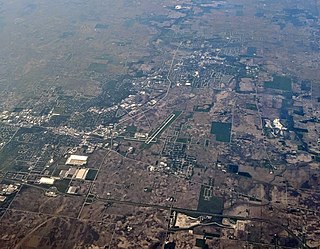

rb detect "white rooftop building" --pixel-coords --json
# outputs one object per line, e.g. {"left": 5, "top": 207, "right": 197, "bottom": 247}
{"left": 39, "top": 177, "right": 55, "bottom": 185}
{"left": 67, "top": 186, "right": 78, "bottom": 194}
{"left": 66, "top": 155, "right": 88, "bottom": 166}
{"left": 273, "top": 118, "right": 287, "bottom": 130}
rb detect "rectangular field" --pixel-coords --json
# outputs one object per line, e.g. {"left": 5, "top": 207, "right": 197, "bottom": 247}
{"left": 210, "top": 122, "right": 232, "bottom": 142}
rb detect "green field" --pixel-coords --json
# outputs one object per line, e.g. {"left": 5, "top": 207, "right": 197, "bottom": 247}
{"left": 85, "top": 169, "right": 98, "bottom": 181}
{"left": 88, "top": 63, "right": 108, "bottom": 73}
{"left": 210, "top": 122, "right": 232, "bottom": 142}
{"left": 176, "top": 137, "right": 189, "bottom": 143}
{"left": 95, "top": 23, "right": 109, "bottom": 29}
{"left": 123, "top": 19, "right": 135, "bottom": 28}
{"left": 193, "top": 104, "right": 213, "bottom": 112}
{"left": 125, "top": 125, "right": 137, "bottom": 135}
{"left": 197, "top": 185, "right": 224, "bottom": 216}
{"left": 54, "top": 179, "right": 71, "bottom": 193}
{"left": 245, "top": 103, "right": 258, "bottom": 110}
{"left": 95, "top": 54, "right": 120, "bottom": 65}
{"left": 264, "top": 75, "right": 292, "bottom": 91}
{"left": 247, "top": 46, "right": 257, "bottom": 56}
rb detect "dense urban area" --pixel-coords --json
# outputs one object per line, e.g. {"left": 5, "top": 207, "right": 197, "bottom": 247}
{"left": 0, "top": 0, "right": 319, "bottom": 248}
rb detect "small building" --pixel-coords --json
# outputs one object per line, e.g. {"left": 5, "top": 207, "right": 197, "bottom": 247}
{"left": 45, "top": 187, "right": 58, "bottom": 197}
{"left": 0, "top": 196, "right": 6, "bottom": 202}
{"left": 65, "top": 155, "right": 88, "bottom": 166}
{"left": 67, "top": 186, "right": 78, "bottom": 194}
{"left": 134, "top": 132, "right": 149, "bottom": 139}
{"left": 39, "top": 177, "right": 55, "bottom": 185}
{"left": 128, "top": 147, "right": 134, "bottom": 154}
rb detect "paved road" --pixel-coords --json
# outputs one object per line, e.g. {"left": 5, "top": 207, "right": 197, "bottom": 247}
{"left": 0, "top": 178, "right": 310, "bottom": 249}
{"left": 96, "top": 197, "right": 310, "bottom": 249}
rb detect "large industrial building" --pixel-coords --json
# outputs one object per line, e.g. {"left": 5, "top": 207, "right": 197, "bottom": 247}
{"left": 39, "top": 177, "right": 55, "bottom": 185}
{"left": 65, "top": 155, "right": 88, "bottom": 166}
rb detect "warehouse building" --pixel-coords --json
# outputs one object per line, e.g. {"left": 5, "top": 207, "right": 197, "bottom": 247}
{"left": 65, "top": 155, "right": 88, "bottom": 166}
{"left": 39, "top": 177, "right": 55, "bottom": 185}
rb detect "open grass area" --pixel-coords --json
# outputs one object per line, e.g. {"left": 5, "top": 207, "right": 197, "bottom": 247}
{"left": 193, "top": 104, "right": 213, "bottom": 112}
{"left": 176, "top": 137, "right": 189, "bottom": 144}
{"left": 54, "top": 179, "right": 71, "bottom": 193}
{"left": 95, "top": 54, "right": 118, "bottom": 64}
{"left": 125, "top": 125, "right": 137, "bottom": 135}
{"left": 210, "top": 122, "right": 232, "bottom": 142}
{"left": 247, "top": 46, "right": 257, "bottom": 56}
{"left": 94, "top": 23, "right": 109, "bottom": 29}
{"left": 264, "top": 75, "right": 292, "bottom": 91}
{"left": 85, "top": 169, "right": 98, "bottom": 181}
{"left": 245, "top": 103, "right": 258, "bottom": 110}
{"left": 88, "top": 63, "right": 108, "bottom": 73}
{"left": 197, "top": 185, "right": 224, "bottom": 216}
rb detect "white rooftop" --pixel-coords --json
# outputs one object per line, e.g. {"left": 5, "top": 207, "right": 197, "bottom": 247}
{"left": 39, "top": 177, "right": 55, "bottom": 185}
{"left": 66, "top": 155, "right": 88, "bottom": 166}
{"left": 67, "top": 186, "right": 78, "bottom": 194}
